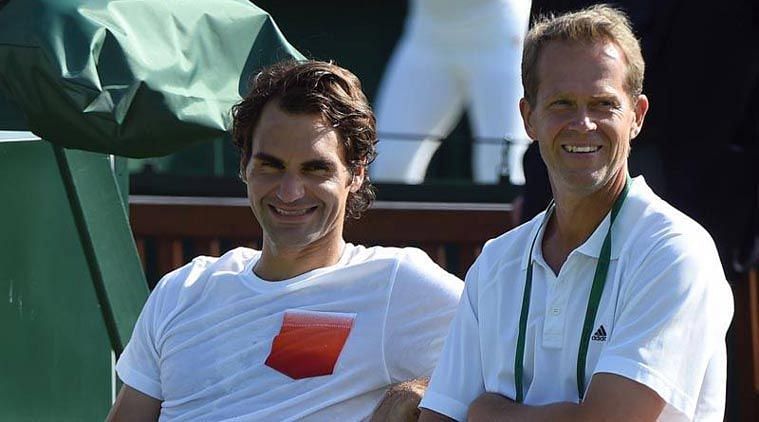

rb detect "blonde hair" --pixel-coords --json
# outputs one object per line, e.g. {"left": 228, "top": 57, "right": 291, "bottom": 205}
{"left": 522, "top": 4, "right": 644, "bottom": 105}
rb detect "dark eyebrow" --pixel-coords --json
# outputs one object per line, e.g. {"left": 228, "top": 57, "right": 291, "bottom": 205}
{"left": 301, "top": 159, "right": 336, "bottom": 172}
{"left": 542, "top": 93, "right": 572, "bottom": 104}
{"left": 252, "top": 152, "right": 284, "bottom": 167}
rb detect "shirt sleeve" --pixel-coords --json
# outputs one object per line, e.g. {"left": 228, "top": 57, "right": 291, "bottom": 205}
{"left": 382, "top": 248, "right": 464, "bottom": 383}
{"left": 115, "top": 283, "right": 165, "bottom": 400}
{"left": 419, "top": 258, "right": 487, "bottom": 421}
{"left": 114, "top": 260, "right": 198, "bottom": 401}
{"left": 593, "top": 233, "right": 734, "bottom": 419}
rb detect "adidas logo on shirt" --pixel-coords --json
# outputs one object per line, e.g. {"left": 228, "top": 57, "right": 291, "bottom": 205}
{"left": 591, "top": 325, "right": 607, "bottom": 342}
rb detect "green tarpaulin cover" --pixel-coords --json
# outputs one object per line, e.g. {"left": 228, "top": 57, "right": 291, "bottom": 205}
{"left": 0, "top": 0, "right": 302, "bottom": 157}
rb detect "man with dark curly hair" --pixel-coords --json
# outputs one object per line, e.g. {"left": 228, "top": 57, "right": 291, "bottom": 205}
{"left": 108, "top": 60, "right": 463, "bottom": 421}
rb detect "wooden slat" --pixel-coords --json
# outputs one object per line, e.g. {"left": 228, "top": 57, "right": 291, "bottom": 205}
{"left": 419, "top": 242, "right": 447, "bottom": 269}
{"left": 458, "top": 243, "right": 480, "bottom": 278}
{"left": 192, "top": 238, "right": 222, "bottom": 258}
{"left": 209, "top": 238, "right": 221, "bottom": 257}
{"left": 156, "top": 238, "right": 183, "bottom": 276}
{"left": 750, "top": 270, "right": 759, "bottom": 393}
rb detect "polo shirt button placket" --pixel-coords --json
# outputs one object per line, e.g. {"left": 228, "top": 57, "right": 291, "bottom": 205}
{"left": 543, "top": 266, "right": 571, "bottom": 349}
{"left": 543, "top": 268, "right": 566, "bottom": 349}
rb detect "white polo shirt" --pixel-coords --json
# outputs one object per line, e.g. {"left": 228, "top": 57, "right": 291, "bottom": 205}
{"left": 420, "top": 177, "right": 733, "bottom": 421}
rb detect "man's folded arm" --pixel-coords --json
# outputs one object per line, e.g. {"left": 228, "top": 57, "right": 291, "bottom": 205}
{"left": 107, "top": 384, "right": 162, "bottom": 422}
{"left": 419, "top": 408, "right": 457, "bottom": 421}
{"left": 371, "top": 377, "right": 429, "bottom": 422}
{"left": 464, "top": 372, "right": 664, "bottom": 422}
{"left": 418, "top": 259, "right": 485, "bottom": 421}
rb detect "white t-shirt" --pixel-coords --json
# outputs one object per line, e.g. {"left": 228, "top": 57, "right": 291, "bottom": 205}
{"left": 116, "top": 244, "right": 463, "bottom": 421}
{"left": 420, "top": 177, "right": 733, "bottom": 421}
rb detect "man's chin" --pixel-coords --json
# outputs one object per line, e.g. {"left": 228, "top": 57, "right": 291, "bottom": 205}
{"left": 554, "top": 169, "right": 610, "bottom": 192}
{"left": 265, "top": 231, "right": 323, "bottom": 250}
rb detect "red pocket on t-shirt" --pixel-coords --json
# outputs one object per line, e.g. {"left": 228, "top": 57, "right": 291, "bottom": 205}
{"left": 265, "top": 309, "right": 356, "bottom": 380}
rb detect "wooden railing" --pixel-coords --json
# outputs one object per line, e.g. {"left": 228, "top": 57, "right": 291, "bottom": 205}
{"left": 128, "top": 196, "right": 515, "bottom": 285}
{"left": 732, "top": 269, "right": 759, "bottom": 420}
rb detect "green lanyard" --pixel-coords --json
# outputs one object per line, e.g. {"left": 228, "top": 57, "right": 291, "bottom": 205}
{"left": 514, "top": 176, "right": 632, "bottom": 403}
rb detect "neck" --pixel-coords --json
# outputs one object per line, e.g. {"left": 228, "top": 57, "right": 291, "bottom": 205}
{"left": 542, "top": 172, "right": 627, "bottom": 274}
{"left": 254, "top": 235, "right": 346, "bottom": 281}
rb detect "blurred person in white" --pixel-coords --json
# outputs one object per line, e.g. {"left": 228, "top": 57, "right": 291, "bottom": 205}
{"left": 107, "top": 60, "right": 463, "bottom": 421}
{"left": 370, "top": 0, "right": 532, "bottom": 185}
{"left": 419, "top": 5, "right": 733, "bottom": 421}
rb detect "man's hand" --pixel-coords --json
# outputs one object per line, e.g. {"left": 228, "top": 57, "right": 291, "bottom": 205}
{"left": 418, "top": 393, "right": 515, "bottom": 422}
{"left": 370, "top": 377, "right": 429, "bottom": 422}
{"left": 465, "top": 373, "right": 665, "bottom": 422}
{"left": 467, "top": 392, "right": 517, "bottom": 421}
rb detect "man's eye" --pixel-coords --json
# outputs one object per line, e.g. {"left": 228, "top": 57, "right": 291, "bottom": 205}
{"left": 303, "top": 161, "right": 335, "bottom": 175}
{"left": 258, "top": 161, "right": 283, "bottom": 171}
{"left": 595, "top": 100, "right": 618, "bottom": 109}
{"left": 550, "top": 100, "right": 571, "bottom": 107}
{"left": 307, "top": 166, "right": 331, "bottom": 176}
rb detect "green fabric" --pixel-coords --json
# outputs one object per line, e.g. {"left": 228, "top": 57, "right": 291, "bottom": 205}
{"left": 0, "top": 95, "right": 27, "bottom": 130}
{"left": 0, "top": 0, "right": 302, "bottom": 157}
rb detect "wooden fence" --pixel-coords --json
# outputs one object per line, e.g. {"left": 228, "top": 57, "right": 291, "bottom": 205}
{"left": 128, "top": 196, "right": 515, "bottom": 284}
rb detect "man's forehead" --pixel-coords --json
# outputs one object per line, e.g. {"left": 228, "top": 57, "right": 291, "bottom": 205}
{"left": 539, "top": 39, "right": 626, "bottom": 65}
{"left": 256, "top": 101, "right": 329, "bottom": 131}
{"left": 535, "top": 40, "right": 628, "bottom": 92}
{"left": 250, "top": 102, "right": 347, "bottom": 161}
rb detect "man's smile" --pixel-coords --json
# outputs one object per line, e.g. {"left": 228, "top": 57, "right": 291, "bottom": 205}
{"left": 268, "top": 205, "right": 318, "bottom": 217}
{"left": 562, "top": 144, "right": 602, "bottom": 153}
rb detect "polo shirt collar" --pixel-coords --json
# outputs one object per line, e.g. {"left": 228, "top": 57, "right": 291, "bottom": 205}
{"left": 575, "top": 176, "right": 644, "bottom": 259}
{"left": 520, "top": 207, "right": 552, "bottom": 271}
{"left": 520, "top": 176, "right": 646, "bottom": 266}
{"left": 573, "top": 209, "right": 613, "bottom": 258}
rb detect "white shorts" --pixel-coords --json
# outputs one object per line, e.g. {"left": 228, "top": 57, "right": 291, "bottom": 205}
{"left": 371, "top": 2, "right": 530, "bottom": 184}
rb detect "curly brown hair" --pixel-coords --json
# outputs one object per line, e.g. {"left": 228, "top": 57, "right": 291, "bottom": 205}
{"left": 231, "top": 60, "right": 378, "bottom": 220}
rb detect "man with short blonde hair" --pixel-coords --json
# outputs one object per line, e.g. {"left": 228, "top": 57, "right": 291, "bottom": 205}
{"left": 420, "top": 5, "right": 733, "bottom": 421}
{"left": 521, "top": 4, "right": 645, "bottom": 106}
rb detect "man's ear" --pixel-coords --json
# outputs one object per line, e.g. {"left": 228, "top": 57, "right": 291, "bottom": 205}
{"left": 349, "top": 165, "right": 365, "bottom": 193}
{"left": 631, "top": 94, "right": 649, "bottom": 139}
{"left": 240, "top": 157, "right": 252, "bottom": 184}
{"left": 519, "top": 98, "right": 538, "bottom": 141}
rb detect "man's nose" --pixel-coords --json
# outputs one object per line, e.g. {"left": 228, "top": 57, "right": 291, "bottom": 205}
{"left": 567, "top": 109, "right": 597, "bottom": 132}
{"left": 276, "top": 172, "right": 305, "bottom": 203}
